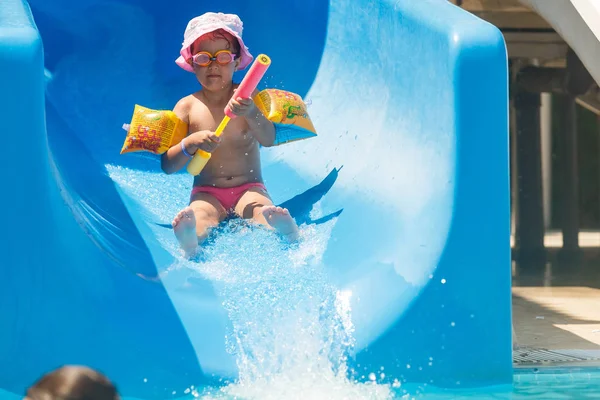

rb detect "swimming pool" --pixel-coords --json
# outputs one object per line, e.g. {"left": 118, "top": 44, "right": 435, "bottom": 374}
{"left": 180, "top": 368, "right": 600, "bottom": 399}
{"left": 396, "top": 368, "right": 600, "bottom": 399}
{"left": 4, "top": 368, "right": 598, "bottom": 399}
{"left": 163, "top": 367, "right": 600, "bottom": 399}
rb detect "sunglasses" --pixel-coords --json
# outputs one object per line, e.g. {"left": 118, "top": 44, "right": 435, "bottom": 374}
{"left": 188, "top": 50, "right": 237, "bottom": 67}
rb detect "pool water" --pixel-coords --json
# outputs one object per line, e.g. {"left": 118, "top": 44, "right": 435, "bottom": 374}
{"left": 511, "top": 369, "right": 600, "bottom": 399}
{"left": 394, "top": 368, "right": 600, "bottom": 399}
{"left": 2, "top": 369, "right": 599, "bottom": 399}
{"left": 173, "top": 368, "right": 600, "bottom": 399}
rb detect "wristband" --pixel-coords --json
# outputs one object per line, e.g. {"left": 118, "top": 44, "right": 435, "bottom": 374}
{"left": 181, "top": 138, "right": 193, "bottom": 158}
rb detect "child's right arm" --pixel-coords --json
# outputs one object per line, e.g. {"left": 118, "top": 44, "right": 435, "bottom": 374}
{"left": 161, "top": 98, "right": 222, "bottom": 174}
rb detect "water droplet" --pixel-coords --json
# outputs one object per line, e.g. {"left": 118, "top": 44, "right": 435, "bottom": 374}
{"left": 143, "top": 378, "right": 147, "bottom": 383}
{"left": 245, "top": 152, "right": 248, "bottom": 156}
{"left": 380, "top": 366, "right": 385, "bottom": 371}
{"left": 184, "top": 388, "right": 191, "bottom": 394}
{"left": 250, "top": 169, "right": 254, "bottom": 173}
{"left": 429, "top": 357, "right": 433, "bottom": 361}
{"left": 441, "top": 278, "right": 446, "bottom": 284}
{"left": 380, "top": 372, "right": 386, "bottom": 379}
{"left": 368, "top": 372, "right": 376, "bottom": 381}
{"left": 451, "top": 321, "right": 456, "bottom": 327}
{"left": 428, "top": 362, "right": 433, "bottom": 366}
{"left": 429, "top": 274, "right": 433, "bottom": 279}
{"left": 392, "top": 379, "right": 401, "bottom": 388}
{"left": 406, "top": 364, "right": 411, "bottom": 369}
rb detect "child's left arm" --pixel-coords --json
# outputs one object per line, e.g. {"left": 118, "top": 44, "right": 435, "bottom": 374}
{"left": 227, "top": 90, "right": 275, "bottom": 147}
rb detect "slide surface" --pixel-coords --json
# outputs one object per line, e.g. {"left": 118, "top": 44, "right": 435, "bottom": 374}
{"left": 0, "top": 0, "right": 511, "bottom": 397}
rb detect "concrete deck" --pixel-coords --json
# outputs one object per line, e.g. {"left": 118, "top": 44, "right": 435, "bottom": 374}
{"left": 511, "top": 232, "right": 600, "bottom": 367}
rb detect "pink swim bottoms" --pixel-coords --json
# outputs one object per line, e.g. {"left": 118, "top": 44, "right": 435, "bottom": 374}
{"left": 190, "top": 182, "right": 267, "bottom": 211}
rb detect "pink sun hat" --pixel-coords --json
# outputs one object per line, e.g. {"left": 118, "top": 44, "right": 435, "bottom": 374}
{"left": 175, "top": 12, "right": 254, "bottom": 72}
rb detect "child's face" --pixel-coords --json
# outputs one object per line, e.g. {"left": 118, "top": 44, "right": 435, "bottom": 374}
{"left": 190, "top": 34, "right": 240, "bottom": 91}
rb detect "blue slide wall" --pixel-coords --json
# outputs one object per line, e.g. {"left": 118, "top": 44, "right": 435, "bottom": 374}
{"left": 0, "top": 0, "right": 510, "bottom": 397}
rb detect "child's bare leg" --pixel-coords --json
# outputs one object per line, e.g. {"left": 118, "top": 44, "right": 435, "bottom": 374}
{"left": 235, "top": 187, "right": 299, "bottom": 241}
{"left": 172, "top": 193, "right": 226, "bottom": 257}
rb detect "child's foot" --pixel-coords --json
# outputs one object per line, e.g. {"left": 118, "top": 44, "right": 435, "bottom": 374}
{"left": 261, "top": 205, "right": 299, "bottom": 241}
{"left": 172, "top": 207, "right": 199, "bottom": 257}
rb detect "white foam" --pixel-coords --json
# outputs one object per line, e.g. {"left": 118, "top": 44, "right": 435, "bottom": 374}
{"left": 181, "top": 220, "right": 392, "bottom": 400}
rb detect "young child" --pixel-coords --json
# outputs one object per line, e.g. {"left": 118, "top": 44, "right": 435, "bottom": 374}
{"left": 163, "top": 12, "right": 299, "bottom": 257}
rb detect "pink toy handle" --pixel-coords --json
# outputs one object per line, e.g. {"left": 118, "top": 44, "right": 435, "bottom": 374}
{"left": 224, "top": 54, "right": 272, "bottom": 118}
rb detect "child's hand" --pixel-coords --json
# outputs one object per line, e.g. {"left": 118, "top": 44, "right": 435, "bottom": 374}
{"left": 187, "top": 130, "right": 221, "bottom": 153}
{"left": 227, "top": 97, "right": 256, "bottom": 117}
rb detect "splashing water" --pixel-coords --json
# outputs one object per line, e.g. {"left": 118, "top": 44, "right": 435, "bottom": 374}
{"left": 188, "top": 220, "right": 392, "bottom": 400}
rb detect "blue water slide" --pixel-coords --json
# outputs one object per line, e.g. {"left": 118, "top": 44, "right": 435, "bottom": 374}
{"left": 0, "top": 0, "right": 511, "bottom": 397}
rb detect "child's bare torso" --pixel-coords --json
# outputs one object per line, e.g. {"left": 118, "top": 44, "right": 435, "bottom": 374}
{"left": 188, "top": 88, "right": 263, "bottom": 189}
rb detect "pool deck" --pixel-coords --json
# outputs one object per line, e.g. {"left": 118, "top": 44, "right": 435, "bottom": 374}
{"left": 511, "top": 231, "right": 600, "bottom": 368}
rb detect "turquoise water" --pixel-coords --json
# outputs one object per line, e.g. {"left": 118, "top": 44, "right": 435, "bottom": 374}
{"left": 180, "top": 369, "right": 600, "bottom": 399}
{"left": 3, "top": 369, "right": 599, "bottom": 399}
